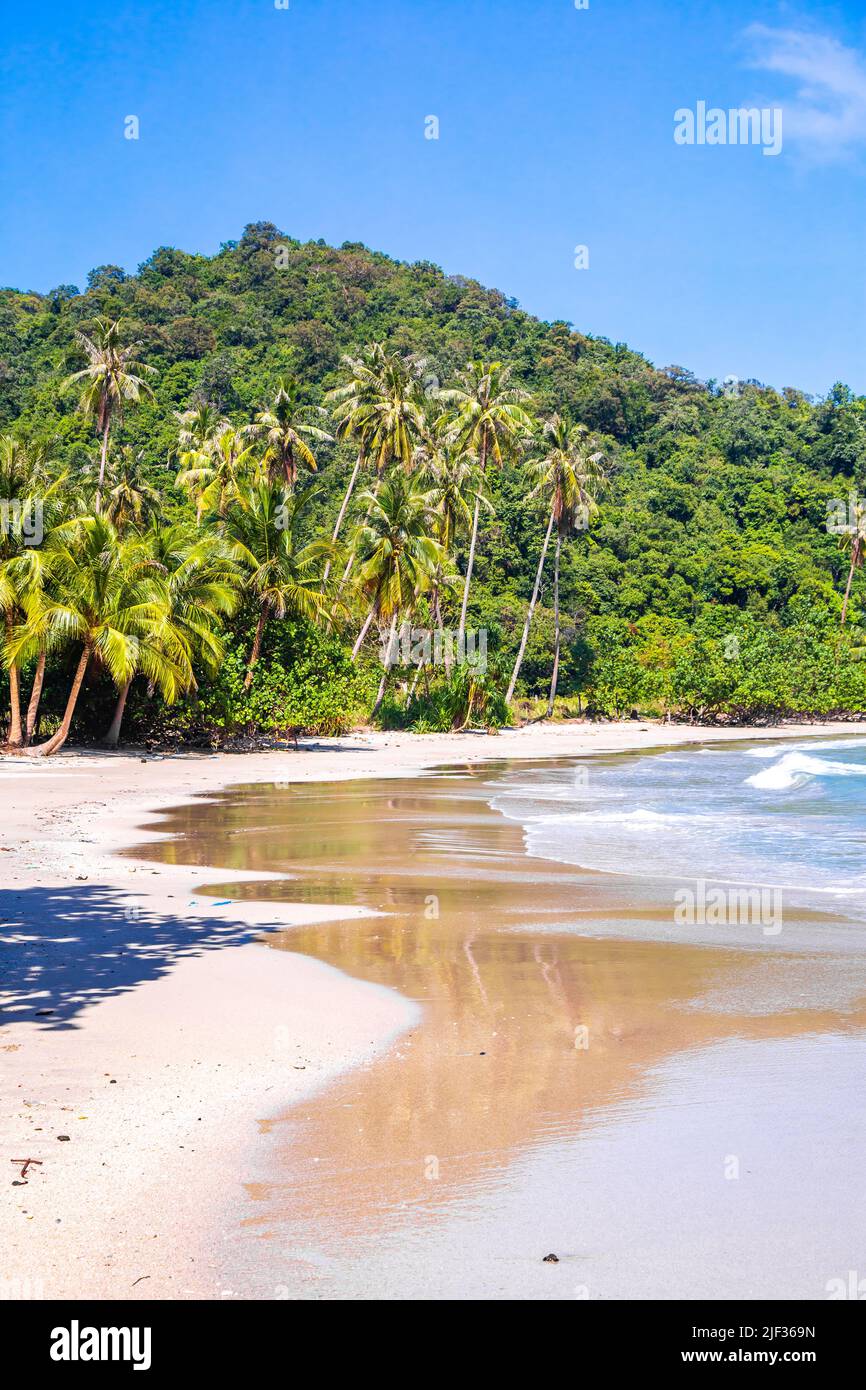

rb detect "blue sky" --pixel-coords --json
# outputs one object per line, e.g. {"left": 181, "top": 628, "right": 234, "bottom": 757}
{"left": 1, "top": 0, "right": 864, "bottom": 395}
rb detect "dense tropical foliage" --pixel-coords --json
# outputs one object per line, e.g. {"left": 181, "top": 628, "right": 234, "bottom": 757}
{"left": 2, "top": 221, "right": 866, "bottom": 750}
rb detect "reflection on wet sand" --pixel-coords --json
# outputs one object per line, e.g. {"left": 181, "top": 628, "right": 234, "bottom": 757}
{"left": 140, "top": 764, "right": 866, "bottom": 1257}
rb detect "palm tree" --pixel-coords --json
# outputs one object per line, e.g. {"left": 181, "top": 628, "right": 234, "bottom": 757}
{"left": 0, "top": 436, "right": 62, "bottom": 747}
{"left": 506, "top": 415, "right": 605, "bottom": 711}
{"left": 64, "top": 319, "right": 155, "bottom": 507}
{"left": 104, "top": 446, "right": 162, "bottom": 533}
{"left": 323, "top": 344, "right": 427, "bottom": 591}
{"left": 0, "top": 437, "right": 31, "bottom": 747}
{"left": 505, "top": 506, "right": 556, "bottom": 708}
{"left": 839, "top": 500, "right": 866, "bottom": 637}
{"left": 101, "top": 523, "right": 241, "bottom": 746}
{"left": 246, "top": 376, "right": 332, "bottom": 488}
{"left": 9, "top": 515, "right": 181, "bottom": 757}
{"left": 546, "top": 425, "right": 606, "bottom": 716}
{"left": 176, "top": 426, "right": 257, "bottom": 519}
{"left": 174, "top": 402, "right": 230, "bottom": 459}
{"left": 416, "top": 435, "right": 487, "bottom": 673}
{"left": 4, "top": 487, "right": 70, "bottom": 746}
{"left": 0, "top": 564, "right": 20, "bottom": 747}
{"left": 420, "top": 438, "right": 484, "bottom": 579}
{"left": 223, "top": 481, "right": 332, "bottom": 690}
{"left": 437, "top": 361, "right": 534, "bottom": 644}
{"left": 350, "top": 472, "right": 442, "bottom": 715}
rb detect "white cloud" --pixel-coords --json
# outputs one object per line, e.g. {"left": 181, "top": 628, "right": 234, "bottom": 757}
{"left": 744, "top": 23, "right": 866, "bottom": 159}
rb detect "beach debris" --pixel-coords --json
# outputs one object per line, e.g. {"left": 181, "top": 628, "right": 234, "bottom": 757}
{"left": 35, "top": 1008, "right": 55, "bottom": 1016}
{"left": 56, "top": 1135, "right": 70, "bottom": 1142}
{"left": 542, "top": 1253, "right": 559, "bottom": 1263}
{"left": 132, "top": 1275, "right": 150, "bottom": 1287}
{"left": 210, "top": 899, "right": 232, "bottom": 906}
{"left": 11, "top": 1158, "right": 42, "bottom": 1180}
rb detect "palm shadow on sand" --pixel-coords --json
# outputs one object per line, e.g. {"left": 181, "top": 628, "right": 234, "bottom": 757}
{"left": 0, "top": 884, "right": 287, "bottom": 1030}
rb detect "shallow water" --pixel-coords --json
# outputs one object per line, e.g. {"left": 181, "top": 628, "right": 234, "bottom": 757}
{"left": 139, "top": 741, "right": 866, "bottom": 1298}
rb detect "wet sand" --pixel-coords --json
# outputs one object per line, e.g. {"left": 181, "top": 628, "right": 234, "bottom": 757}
{"left": 142, "top": 760, "right": 866, "bottom": 1299}
{"left": 4, "top": 722, "right": 865, "bottom": 1300}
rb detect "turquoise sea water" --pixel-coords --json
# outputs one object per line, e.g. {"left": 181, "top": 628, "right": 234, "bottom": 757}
{"left": 489, "top": 736, "right": 866, "bottom": 913}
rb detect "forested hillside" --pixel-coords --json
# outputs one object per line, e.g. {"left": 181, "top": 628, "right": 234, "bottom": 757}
{"left": 2, "top": 220, "right": 865, "bottom": 746}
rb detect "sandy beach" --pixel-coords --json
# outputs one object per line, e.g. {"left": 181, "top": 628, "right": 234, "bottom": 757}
{"left": 2, "top": 718, "right": 865, "bottom": 1300}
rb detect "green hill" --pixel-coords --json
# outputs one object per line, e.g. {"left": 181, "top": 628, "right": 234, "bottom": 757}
{"left": 2, "top": 220, "right": 866, "bottom": 741}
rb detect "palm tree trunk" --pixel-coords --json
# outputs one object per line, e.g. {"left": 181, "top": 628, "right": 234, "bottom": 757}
{"left": 547, "top": 533, "right": 562, "bottom": 717}
{"left": 506, "top": 504, "right": 555, "bottom": 704}
{"left": 458, "top": 436, "right": 487, "bottom": 646}
{"left": 24, "top": 650, "right": 46, "bottom": 745}
{"left": 840, "top": 547, "right": 858, "bottom": 633}
{"left": 30, "top": 646, "right": 90, "bottom": 757}
{"left": 432, "top": 580, "right": 451, "bottom": 678}
{"left": 371, "top": 613, "right": 398, "bottom": 717}
{"left": 244, "top": 606, "right": 269, "bottom": 690}
{"left": 4, "top": 614, "right": 23, "bottom": 748}
{"left": 321, "top": 451, "right": 363, "bottom": 590}
{"left": 96, "top": 419, "right": 110, "bottom": 510}
{"left": 334, "top": 476, "right": 382, "bottom": 611}
{"left": 405, "top": 662, "right": 424, "bottom": 707}
{"left": 352, "top": 606, "right": 376, "bottom": 661}
{"left": 455, "top": 677, "right": 479, "bottom": 731}
{"left": 101, "top": 675, "right": 133, "bottom": 747}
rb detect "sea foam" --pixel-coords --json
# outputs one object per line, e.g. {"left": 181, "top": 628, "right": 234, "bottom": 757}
{"left": 745, "top": 751, "right": 866, "bottom": 791}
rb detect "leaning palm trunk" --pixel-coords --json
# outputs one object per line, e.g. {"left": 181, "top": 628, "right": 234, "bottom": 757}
{"left": 321, "top": 451, "right": 363, "bottom": 591}
{"left": 547, "top": 533, "right": 562, "bottom": 717}
{"left": 405, "top": 640, "right": 427, "bottom": 707}
{"left": 840, "top": 548, "right": 858, "bottom": 634}
{"left": 371, "top": 614, "right": 398, "bottom": 717}
{"left": 24, "top": 650, "right": 46, "bottom": 745}
{"left": 332, "top": 474, "right": 384, "bottom": 617}
{"left": 506, "top": 505, "right": 555, "bottom": 704}
{"left": 352, "top": 606, "right": 377, "bottom": 661}
{"left": 455, "top": 680, "right": 479, "bottom": 732}
{"left": 30, "top": 646, "right": 91, "bottom": 757}
{"left": 244, "top": 605, "right": 270, "bottom": 690}
{"left": 835, "top": 547, "right": 860, "bottom": 661}
{"left": 457, "top": 436, "right": 487, "bottom": 646}
{"left": 102, "top": 675, "right": 133, "bottom": 748}
{"left": 4, "top": 614, "right": 23, "bottom": 747}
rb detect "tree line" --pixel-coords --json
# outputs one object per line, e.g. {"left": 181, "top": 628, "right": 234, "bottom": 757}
{"left": 1, "top": 320, "right": 612, "bottom": 752}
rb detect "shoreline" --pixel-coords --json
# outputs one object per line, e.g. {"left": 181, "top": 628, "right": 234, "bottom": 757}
{"left": 3, "top": 718, "right": 865, "bottom": 1299}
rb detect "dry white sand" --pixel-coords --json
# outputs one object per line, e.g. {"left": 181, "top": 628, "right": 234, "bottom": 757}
{"left": 1, "top": 719, "right": 863, "bottom": 1299}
